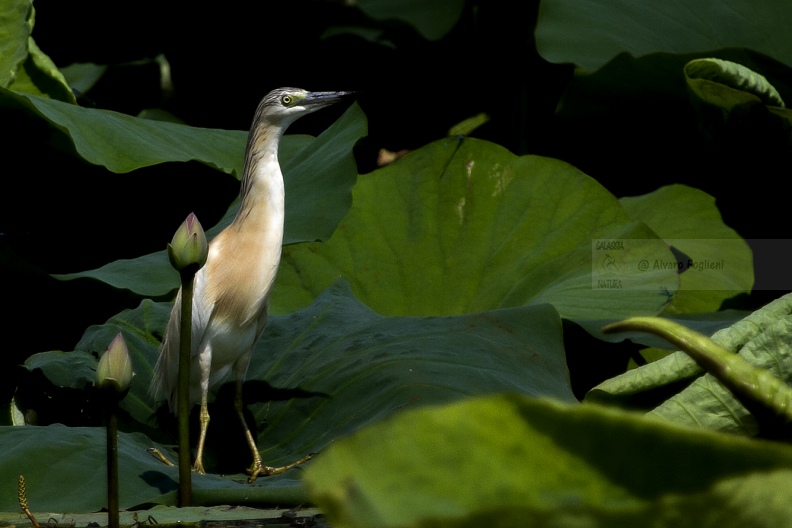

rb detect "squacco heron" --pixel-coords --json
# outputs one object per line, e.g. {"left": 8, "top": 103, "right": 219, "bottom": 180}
{"left": 151, "top": 87, "right": 352, "bottom": 481}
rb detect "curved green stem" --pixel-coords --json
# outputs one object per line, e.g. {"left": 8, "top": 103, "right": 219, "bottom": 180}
{"left": 604, "top": 316, "right": 792, "bottom": 438}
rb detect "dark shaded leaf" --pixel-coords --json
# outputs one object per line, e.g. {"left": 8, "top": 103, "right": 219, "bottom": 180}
{"left": 15, "top": 281, "right": 574, "bottom": 505}
{"left": 536, "top": 0, "right": 792, "bottom": 71}
{"left": 356, "top": 0, "right": 464, "bottom": 40}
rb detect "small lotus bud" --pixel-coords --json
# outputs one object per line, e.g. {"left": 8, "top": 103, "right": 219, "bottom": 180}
{"left": 167, "top": 212, "right": 208, "bottom": 272}
{"left": 96, "top": 332, "right": 134, "bottom": 395}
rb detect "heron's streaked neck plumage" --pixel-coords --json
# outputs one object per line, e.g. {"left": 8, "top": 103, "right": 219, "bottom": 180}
{"left": 235, "top": 117, "right": 286, "bottom": 227}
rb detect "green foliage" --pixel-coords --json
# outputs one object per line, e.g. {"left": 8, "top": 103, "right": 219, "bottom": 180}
{"left": 0, "top": 0, "right": 33, "bottom": 88}
{"left": 4, "top": 0, "right": 792, "bottom": 524}
{"left": 590, "top": 294, "right": 792, "bottom": 436}
{"left": 536, "top": 0, "right": 792, "bottom": 71}
{"left": 603, "top": 314, "right": 792, "bottom": 438}
{"left": 10, "top": 282, "right": 574, "bottom": 510}
{"left": 685, "top": 58, "right": 786, "bottom": 109}
{"left": 48, "top": 102, "right": 367, "bottom": 295}
{"left": 0, "top": 0, "right": 74, "bottom": 102}
{"left": 59, "top": 62, "right": 107, "bottom": 96}
{"left": 0, "top": 505, "right": 322, "bottom": 528}
{"left": 304, "top": 393, "right": 792, "bottom": 527}
{"left": 0, "top": 425, "right": 309, "bottom": 512}
{"left": 0, "top": 87, "right": 246, "bottom": 174}
{"left": 590, "top": 294, "right": 792, "bottom": 395}
{"left": 684, "top": 57, "right": 792, "bottom": 144}
{"left": 274, "top": 137, "right": 679, "bottom": 319}
{"left": 619, "top": 184, "right": 753, "bottom": 314}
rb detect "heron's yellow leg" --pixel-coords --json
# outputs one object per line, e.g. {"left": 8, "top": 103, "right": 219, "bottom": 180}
{"left": 233, "top": 380, "right": 314, "bottom": 482}
{"left": 193, "top": 393, "right": 210, "bottom": 474}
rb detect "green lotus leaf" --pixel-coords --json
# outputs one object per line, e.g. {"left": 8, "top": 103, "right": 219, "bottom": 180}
{"left": 273, "top": 136, "right": 679, "bottom": 321}
{"left": 0, "top": 87, "right": 247, "bottom": 174}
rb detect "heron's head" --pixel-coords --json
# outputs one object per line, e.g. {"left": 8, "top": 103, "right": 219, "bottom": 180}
{"left": 256, "top": 87, "right": 354, "bottom": 128}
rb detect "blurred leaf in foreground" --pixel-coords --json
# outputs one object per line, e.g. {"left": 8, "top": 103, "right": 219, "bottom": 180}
{"left": 305, "top": 393, "right": 792, "bottom": 528}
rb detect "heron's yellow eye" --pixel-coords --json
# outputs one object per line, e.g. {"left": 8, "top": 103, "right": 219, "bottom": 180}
{"left": 281, "top": 95, "right": 293, "bottom": 106}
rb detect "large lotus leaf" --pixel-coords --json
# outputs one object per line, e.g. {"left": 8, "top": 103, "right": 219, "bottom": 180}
{"left": 588, "top": 293, "right": 792, "bottom": 414}
{"left": 304, "top": 393, "right": 792, "bottom": 528}
{"left": 53, "top": 251, "right": 180, "bottom": 299}
{"left": 619, "top": 184, "right": 753, "bottom": 314}
{"left": 0, "top": 0, "right": 33, "bottom": 87}
{"left": 4, "top": 86, "right": 251, "bottom": 175}
{"left": 50, "top": 102, "right": 367, "bottom": 296}
{"left": 0, "top": 87, "right": 246, "bottom": 174}
{"left": 356, "top": 0, "right": 464, "bottom": 41}
{"left": 0, "top": 425, "right": 309, "bottom": 512}
{"left": 18, "top": 281, "right": 574, "bottom": 493}
{"left": 535, "top": 0, "right": 792, "bottom": 71}
{"left": 244, "top": 281, "right": 574, "bottom": 461}
{"left": 273, "top": 137, "right": 679, "bottom": 320}
{"left": 570, "top": 185, "right": 755, "bottom": 344}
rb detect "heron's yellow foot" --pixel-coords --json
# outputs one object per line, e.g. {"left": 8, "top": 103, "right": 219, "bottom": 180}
{"left": 245, "top": 452, "right": 316, "bottom": 483}
{"left": 193, "top": 459, "right": 207, "bottom": 475}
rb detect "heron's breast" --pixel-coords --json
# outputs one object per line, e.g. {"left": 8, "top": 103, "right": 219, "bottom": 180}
{"left": 202, "top": 226, "right": 282, "bottom": 327}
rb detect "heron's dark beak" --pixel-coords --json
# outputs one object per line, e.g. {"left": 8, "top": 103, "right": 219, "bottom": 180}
{"left": 303, "top": 91, "right": 356, "bottom": 108}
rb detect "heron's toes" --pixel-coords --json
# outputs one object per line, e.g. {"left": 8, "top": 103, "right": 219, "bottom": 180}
{"left": 146, "top": 448, "right": 175, "bottom": 467}
{"left": 245, "top": 452, "right": 316, "bottom": 483}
